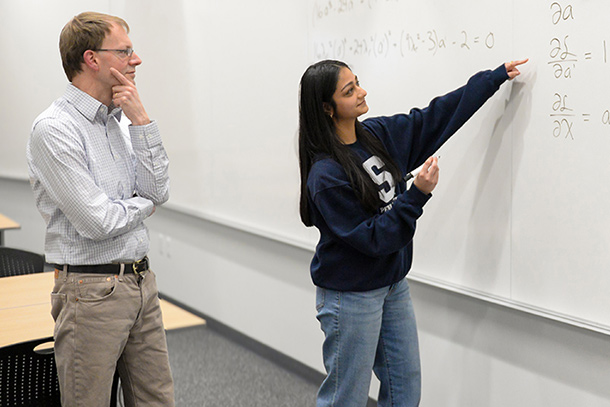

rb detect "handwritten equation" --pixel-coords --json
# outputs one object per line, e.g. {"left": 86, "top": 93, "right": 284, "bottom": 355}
{"left": 550, "top": 93, "right": 610, "bottom": 140}
{"left": 547, "top": 35, "right": 607, "bottom": 79}
{"left": 313, "top": 29, "right": 495, "bottom": 60}
{"left": 312, "top": 0, "right": 399, "bottom": 25}
{"left": 548, "top": 2, "right": 610, "bottom": 140}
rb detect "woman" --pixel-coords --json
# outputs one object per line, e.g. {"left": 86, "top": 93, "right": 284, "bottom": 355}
{"left": 298, "top": 58, "right": 526, "bottom": 407}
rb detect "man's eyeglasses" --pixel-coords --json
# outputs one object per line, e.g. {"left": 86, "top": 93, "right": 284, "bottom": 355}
{"left": 95, "top": 48, "right": 135, "bottom": 59}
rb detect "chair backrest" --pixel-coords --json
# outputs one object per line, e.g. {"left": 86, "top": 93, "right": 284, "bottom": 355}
{"left": 0, "top": 336, "right": 61, "bottom": 406}
{"left": 0, "top": 247, "right": 45, "bottom": 277}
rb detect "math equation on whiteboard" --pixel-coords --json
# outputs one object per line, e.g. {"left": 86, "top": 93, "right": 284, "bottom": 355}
{"left": 548, "top": 1, "right": 610, "bottom": 140}
{"left": 310, "top": 0, "right": 497, "bottom": 59}
{"left": 313, "top": 30, "right": 496, "bottom": 60}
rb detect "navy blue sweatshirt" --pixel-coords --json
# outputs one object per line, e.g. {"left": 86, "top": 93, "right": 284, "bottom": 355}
{"left": 307, "top": 64, "right": 509, "bottom": 291}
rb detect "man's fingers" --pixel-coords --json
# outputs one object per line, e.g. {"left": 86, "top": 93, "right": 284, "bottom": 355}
{"left": 112, "top": 85, "right": 131, "bottom": 94}
{"left": 110, "top": 67, "right": 133, "bottom": 85}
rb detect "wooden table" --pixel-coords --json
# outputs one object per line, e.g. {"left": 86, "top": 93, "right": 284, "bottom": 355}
{"left": 0, "top": 272, "right": 205, "bottom": 347}
{"left": 0, "top": 213, "right": 20, "bottom": 246}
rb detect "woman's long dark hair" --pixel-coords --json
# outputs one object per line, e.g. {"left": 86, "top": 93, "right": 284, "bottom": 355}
{"left": 298, "top": 60, "right": 402, "bottom": 226}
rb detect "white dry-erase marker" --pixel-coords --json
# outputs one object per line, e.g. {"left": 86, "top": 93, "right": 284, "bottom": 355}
{"left": 403, "top": 156, "right": 440, "bottom": 182}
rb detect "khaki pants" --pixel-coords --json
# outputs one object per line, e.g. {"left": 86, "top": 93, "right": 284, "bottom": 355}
{"left": 51, "top": 265, "right": 175, "bottom": 407}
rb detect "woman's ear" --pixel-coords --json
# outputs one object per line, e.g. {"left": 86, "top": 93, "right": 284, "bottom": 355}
{"left": 322, "top": 102, "right": 334, "bottom": 118}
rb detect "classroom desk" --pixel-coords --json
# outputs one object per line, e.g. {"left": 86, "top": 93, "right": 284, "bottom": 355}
{"left": 0, "top": 271, "right": 205, "bottom": 347}
{"left": 0, "top": 213, "right": 21, "bottom": 246}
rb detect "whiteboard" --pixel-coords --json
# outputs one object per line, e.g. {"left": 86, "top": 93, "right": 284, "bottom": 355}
{"left": 2, "top": 0, "right": 610, "bottom": 333}
{"left": 306, "top": 0, "right": 610, "bottom": 332}
{"left": 117, "top": 0, "right": 320, "bottom": 248}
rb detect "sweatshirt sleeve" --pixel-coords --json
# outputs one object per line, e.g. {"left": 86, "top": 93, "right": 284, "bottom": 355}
{"left": 309, "top": 161, "right": 431, "bottom": 257}
{"left": 363, "top": 64, "right": 509, "bottom": 173}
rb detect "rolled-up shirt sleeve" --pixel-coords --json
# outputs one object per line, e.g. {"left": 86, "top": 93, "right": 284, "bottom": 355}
{"left": 129, "top": 120, "right": 170, "bottom": 205}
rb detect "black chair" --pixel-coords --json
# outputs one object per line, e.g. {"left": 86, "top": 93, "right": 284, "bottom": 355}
{"left": 0, "top": 247, "right": 45, "bottom": 277}
{"left": 0, "top": 336, "right": 61, "bottom": 406}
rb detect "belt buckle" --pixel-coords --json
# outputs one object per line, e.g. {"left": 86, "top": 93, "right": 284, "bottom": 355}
{"left": 132, "top": 257, "right": 148, "bottom": 275}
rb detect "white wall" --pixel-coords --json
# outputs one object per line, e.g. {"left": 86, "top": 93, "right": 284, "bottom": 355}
{"left": 3, "top": 177, "right": 610, "bottom": 406}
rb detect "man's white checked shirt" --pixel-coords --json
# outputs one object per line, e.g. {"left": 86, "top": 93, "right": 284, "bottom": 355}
{"left": 27, "top": 84, "right": 169, "bottom": 265}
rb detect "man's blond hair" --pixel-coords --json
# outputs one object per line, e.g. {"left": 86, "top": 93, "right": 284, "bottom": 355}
{"left": 59, "top": 11, "right": 129, "bottom": 81}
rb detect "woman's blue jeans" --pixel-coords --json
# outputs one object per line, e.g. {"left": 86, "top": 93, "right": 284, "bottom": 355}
{"left": 315, "top": 278, "right": 421, "bottom": 407}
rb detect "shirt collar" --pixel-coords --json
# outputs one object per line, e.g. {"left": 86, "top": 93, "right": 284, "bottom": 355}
{"left": 64, "top": 83, "right": 123, "bottom": 123}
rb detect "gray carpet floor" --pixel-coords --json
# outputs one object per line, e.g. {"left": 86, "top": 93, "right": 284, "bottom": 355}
{"left": 166, "top": 325, "right": 319, "bottom": 406}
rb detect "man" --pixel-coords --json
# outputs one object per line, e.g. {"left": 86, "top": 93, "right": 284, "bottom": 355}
{"left": 27, "top": 12, "right": 174, "bottom": 406}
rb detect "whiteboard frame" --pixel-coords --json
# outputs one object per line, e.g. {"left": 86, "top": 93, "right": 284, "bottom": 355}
{"left": 164, "top": 201, "right": 610, "bottom": 337}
